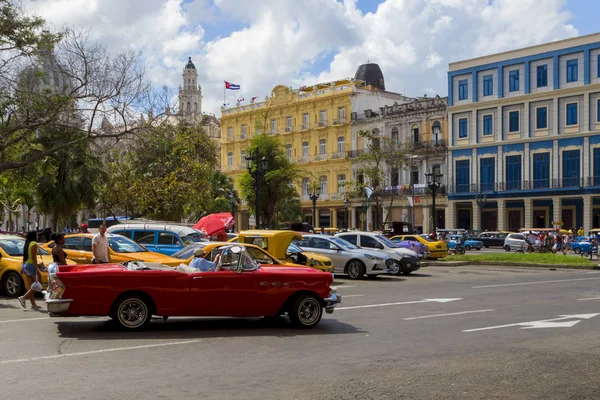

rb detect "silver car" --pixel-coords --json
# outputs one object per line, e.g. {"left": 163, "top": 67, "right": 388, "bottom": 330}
{"left": 293, "top": 234, "right": 393, "bottom": 279}
{"left": 504, "top": 233, "right": 527, "bottom": 252}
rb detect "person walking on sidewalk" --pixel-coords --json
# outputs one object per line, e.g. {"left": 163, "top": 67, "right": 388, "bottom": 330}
{"left": 17, "top": 231, "right": 42, "bottom": 310}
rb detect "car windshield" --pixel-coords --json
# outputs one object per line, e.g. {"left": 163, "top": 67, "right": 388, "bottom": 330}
{"left": 287, "top": 243, "right": 302, "bottom": 253}
{"left": 375, "top": 235, "right": 398, "bottom": 248}
{"left": 108, "top": 236, "right": 147, "bottom": 253}
{"left": 245, "top": 247, "right": 278, "bottom": 265}
{"left": 329, "top": 236, "right": 359, "bottom": 250}
{"left": 419, "top": 236, "right": 435, "bottom": 242}
{"left": 171, "top": 245, "right": 206, "bottom": 259}
{"left": 0, "top": 238, "right": 49, "bottom": 256}
{"left": 181, "top": 232, "right": 206, "bottom": 244}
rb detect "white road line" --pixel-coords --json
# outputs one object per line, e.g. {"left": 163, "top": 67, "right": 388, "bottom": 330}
{"left": 403, "top": 309, "right": 495, "bottom": 321}
{"left": 342, "top": 294, "right": 364, "bottom": 298}
{"left": 336, "top": 298, "right": 461, "bottom": 311}
{"left": 0, "top": 340, "right": 201, "bottom": 365}
{"left": 337, "top": 285, "right": 357, "bottom": 289}
{"left": 577, "top": 296, "right": 600, "bottom": 301}
{"left": 0, "top": 317, "right": 50, "bottom": 324}
{"left": 472, "top": 276, "right": 600, "bottom": 289}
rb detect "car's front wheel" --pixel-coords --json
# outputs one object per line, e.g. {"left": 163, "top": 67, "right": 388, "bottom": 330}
{"left": 346, "top": 260, "right": 366, "bottom": 280}
{"left": 288, "top": 294, "right": 323, "bottom": 329}
{"left": 390, "top": 260, "right": 402, "bottom": 276}
{"left": 504, "top": 245, "right": 511, "bottom": 252}
{"left": 574, "top": 248, "right": 581, "bottom": 254}
{"left": 465, "top": 245, "right": 471, "bottom": 251}
{"left": 3, "top": 271, "right": 24, "bottom": 298}
{"left": 115, "top": 296, "right": 151, "bottom": 330}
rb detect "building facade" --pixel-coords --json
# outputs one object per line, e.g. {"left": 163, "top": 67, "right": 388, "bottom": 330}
{"left": 351, "top": 96, "right": 448, "bottom": 233}
{"left": 447, "top": 33, "right": 600, "bottom": 232}
{"left": 220, "top": 63, "right": 412, "bottom": 230}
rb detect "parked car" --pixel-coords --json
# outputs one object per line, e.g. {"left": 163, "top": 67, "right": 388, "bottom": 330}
{"left": 335, "top": 231, "right": 421, "bottom": 275}
{"left": 571, "top": 236, "right": 592, "bottom": 254}
{"left": 40, "top": 233, "right": 184, "bottom": 267}
{"left": 293, "top": 234, "right": 393, "bottom": 279}
{"left": 388, "top": 237, "right": 428, "bottom": 258}
{"left": 390, "top": 234, "right": 448, "bottom": 259}
{"left": 448, "top": 235, "right": 483, "bottom": 251}
{"left": 237, "top": 230, "right": 334, "bottom": 273}
{"left": 45, "top": 245, "right": 341, "bottom": 330}
{"left": 108, "top": 223, "right": 207, "bottom": 256}
{"left": 0, "top": 235, "right": 75, "bottom": 297}
{"left": 476, "top": 232, "right": 510, "bottom": 248}
{"left": 503, "top": 233, "right": 528, "bottom": 252}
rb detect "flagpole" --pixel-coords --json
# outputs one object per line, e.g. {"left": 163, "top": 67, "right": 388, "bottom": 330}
{"left": 223, "top": 82, "right": 225, "bottom": 108}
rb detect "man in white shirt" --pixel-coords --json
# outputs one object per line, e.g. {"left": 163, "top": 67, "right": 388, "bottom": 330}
{"left": 92, "top": 225, "right": 111, "bottom": 264}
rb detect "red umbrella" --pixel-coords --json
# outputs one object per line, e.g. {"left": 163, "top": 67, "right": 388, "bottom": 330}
{"left": 193, "top": 212, "right": 235, "bottom": 237}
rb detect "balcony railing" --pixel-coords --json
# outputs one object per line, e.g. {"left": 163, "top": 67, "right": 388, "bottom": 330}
{"left": 297, "top": 156, "right": 309, "bottom": 163}
{"left": 313, "top": 154, "right": 327, "bottom": 161}
{"left": 347, "top": 149, "right": 366, "bottom": 159}
{"left": 285, "top": 126, "right": 293, "bottom": 132}
{"left": 331, "top": 151, "right": 345, "bottom": 159}
{"left": 298, "top": 124, "right": 310, "bottom": 130}
{"left": 448, "top": 178, "right": 591, "bottom": 194}
{"left": 333, "top": 118, "right": 346, "bottom": 125}
{"left": 318, "top": 121, "right": 327, "bottom": 127}
{"left": 408, "top": 139, "right": 447, "bottom": 153}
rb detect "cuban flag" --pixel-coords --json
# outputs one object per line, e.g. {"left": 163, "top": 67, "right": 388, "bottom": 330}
{"left": 225, "top": 81, "right": 240, "bottom": 90}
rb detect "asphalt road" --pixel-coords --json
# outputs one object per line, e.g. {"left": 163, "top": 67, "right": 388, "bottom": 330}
{"left": 3, "top": 265, "right": 600, "bottom": 400}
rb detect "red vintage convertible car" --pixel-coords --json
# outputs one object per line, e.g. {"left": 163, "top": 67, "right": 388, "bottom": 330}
{"left": 45, "top": 245, "right": 341, "bottom": 330}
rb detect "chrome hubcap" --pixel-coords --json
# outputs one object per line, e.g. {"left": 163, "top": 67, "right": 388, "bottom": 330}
{"left": 298, "top": 299, "right": 320, "bottom": 325}
{"left": 6, "top": 275, "right": 20, "bottom": 296}
{"left": 348, "top": 263, "right": 359, "bottom": 278}
{"left": 391, "top": 262, "right": 400, "bottom": 274}
{"left": 118, "top": 300, "right": 147, "bottom": 328}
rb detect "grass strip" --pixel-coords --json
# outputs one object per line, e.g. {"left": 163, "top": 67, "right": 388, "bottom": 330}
{"left": 441, "top": 253, "right": 595, "bottom": 266}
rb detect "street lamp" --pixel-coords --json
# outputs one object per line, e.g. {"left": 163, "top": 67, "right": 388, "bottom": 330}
{"left": 245, "top": 151, "right": 268, "bottom": 229}
{"left": 310, "top": 184, "right": 321, "bottom": 229}
{"left": 227, "top": 191, "right": 236, "bottom": 232}
{"left": 475, "top": 187, "right": 488, "bottom": 231}
{"left": 425, "top": 170, "right": 443, "bottom": 234}
{"left": 343, "top": 197, "right": 350, "bottom": 230}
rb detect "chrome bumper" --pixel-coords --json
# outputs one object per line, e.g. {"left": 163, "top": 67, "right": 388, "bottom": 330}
{"left": 323, "top": 292, "right": 342, "bottom": 314}
{"left": 46, "top": 299, "right": 73, "bottom": 316}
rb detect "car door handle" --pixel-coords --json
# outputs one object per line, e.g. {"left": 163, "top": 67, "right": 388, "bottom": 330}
{"left": 259, "top": 282, "right": 269, "bottom": 286}
{"left": 193, "top": 276, "right": 203, "bottom": 280}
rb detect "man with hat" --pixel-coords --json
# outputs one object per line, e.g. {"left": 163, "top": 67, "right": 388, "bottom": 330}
{"left": 189, "top": 248, "right": 221, "bottom": 272}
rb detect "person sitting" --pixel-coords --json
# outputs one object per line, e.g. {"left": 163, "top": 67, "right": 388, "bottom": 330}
{"left": 189, "top": 248, "right": 221, "bottom": 272}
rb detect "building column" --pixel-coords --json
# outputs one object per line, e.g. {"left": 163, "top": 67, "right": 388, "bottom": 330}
{"left": 382, "top": 206, "right": 391, "bottom": 228}
{"left": 524, "top": 198, "right": 533, "bottom": 228}
{"left": 422, "top": 204, "right": 431, "bottom": 234}
{"left": 350, "top": 207, "right": 356, "bottom": 229}
{"left": 330, "top": 208, "right": 337, "bottom": 229}
{"left": 472, "top": 200, "right": 481, "bottom": 231}
{"left": 366, "top": 205, "right": 373, "bottom": 231}
{"left": 446, "top": 201, "right": 456, "bottom": 229}
{"left": 553, "top": 197, "right": 562, "bottom": 227}
{"left": 584, "top": 195, "right": 593, "bottom": 232}
{"left": 497, "top": 199, "right": 507, "bottom": 231}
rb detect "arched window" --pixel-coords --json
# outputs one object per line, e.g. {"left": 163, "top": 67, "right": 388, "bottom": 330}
{"left": 186, "top": 102, "right": 191, "bottom": 112}
{"left": 391, "top": 127, "right": 399, "bottom": 144}
{"left": 432, "top": 121, "right": 442, "bottom": 145}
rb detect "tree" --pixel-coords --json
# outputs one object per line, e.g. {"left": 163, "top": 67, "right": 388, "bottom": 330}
{"left": 345, "top": 129, "right": 408, "bottom": 230}
{"left": 239, "top": 133, "right": 299, "bottom": 228}
{"left": 209, "top": 170, "right": 240, "bottom": 215}
{"left": 97, "top": 123, "right": 217, "bottom": 221}
{"left": 0, "top": 1, "right": 156, "bottom": 172}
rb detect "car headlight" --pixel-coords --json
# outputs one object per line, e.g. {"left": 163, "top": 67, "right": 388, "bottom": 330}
{"left": 365, "top": 254, "right": 383, "bottom": 261}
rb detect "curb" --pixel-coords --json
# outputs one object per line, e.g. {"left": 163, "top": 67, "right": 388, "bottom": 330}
{"left": 423, "top": 261, "right": 594, "bottom": 269}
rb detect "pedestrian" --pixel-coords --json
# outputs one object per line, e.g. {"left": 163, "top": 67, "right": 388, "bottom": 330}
{"left": 92, "top": 224, "right": 111, "bottom": 264}
{"left": 578, "top": 226, "right": 584, "bottom": 237}
{"left": 17, "top": 231, "right": 43, "bottom": 310}
{"left": 80, "top": 223, "right": 89, "bottom": 234}
{"left": 50, "top": 233, "right": 68, "bottom": 265}
{"left": 564, "top": 234, "right": 572, "bottom": 255}
{"left": 320, "top": 227, "right": 325, "bottom": 235}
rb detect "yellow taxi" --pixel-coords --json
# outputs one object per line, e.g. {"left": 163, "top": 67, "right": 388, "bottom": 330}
{"left": 40, "top": 233, "right": 184, "bottom": 267}
{"left": 391, "top": 234, "right": 448, "bottom": 259}
{"left": 238, "top": 230, "right": 335, "bottom": 273}
{"left": 0, "top": 234, "right": 75, "bottom": 297}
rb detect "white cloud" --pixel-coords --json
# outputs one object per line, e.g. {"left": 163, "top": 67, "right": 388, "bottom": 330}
{"left": 24, "top": 0, "right": 578, "bottom": 115}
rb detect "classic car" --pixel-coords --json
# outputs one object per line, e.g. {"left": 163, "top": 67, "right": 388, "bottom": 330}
{"left": 40, "top": 233, "right": 183, "bottom": 267}
{"left": 0, "top": 234, "right": 75, "bottom": 297}
{"left": 447, "top": 235, "right": 483, "bottom": 251}
{"left": 335, "top": 231, "right": 421, "bottom": 275}
{"left": 475, "top": 231, "right": 510, "bottom": 248}
{"left": 390, "top": 235, "right": 448, "bottom": 259}
{"left": 571, "top": 236, "right": 593, "bottom": 254}
{"left": 237, "top": 230, "right": 335, "bottom": 273}
{"left": 293, "top": 234, "right": 393, "bottom": 279}
{"left": 388, "top": 237, "right": 428, "bottom": 258}
{"left": 45, "top": 245, "right": 341, "bottom": 330}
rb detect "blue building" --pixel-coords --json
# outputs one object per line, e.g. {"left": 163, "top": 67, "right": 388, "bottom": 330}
{"left": 447, "top": 33, "right": 600, "bottom": 232}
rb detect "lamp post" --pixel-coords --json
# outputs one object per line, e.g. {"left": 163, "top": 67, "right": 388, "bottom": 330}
{"left": 475, "top": 187, "right": 488, "bottom": 231}
{"left": 343, "top": 197, "right": 350, "bottom": 230}
{"left": 227, "top": 191, "right": 236, "bottom": 232}
{"left": 245, "top": 151, "right": 268, "bottom": 229}
{"left": 310, "top": 185, "right": 321, "bottom": 228}
{"left": 425, "top": 170, "right": 443, "bottom": 234}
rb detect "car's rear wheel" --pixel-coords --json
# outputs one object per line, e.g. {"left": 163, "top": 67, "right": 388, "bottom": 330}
{"left": 346, "top": 260, "right": 366, "bottom": 280}
{"left": 115, "top": 296, "right": 151, "bottom": 330}
{"left": 504, "top": 245, "right": 511, "bottom": 252}
{"left": 574, "top": 248, "right": 581, "bottom": 254}
{"left": 465, "top": 245, "right": 471, "bottom": 251}
{"left": 288, "top": 294, "right": 323, "bottom": 329}
{"left": 3, "top": 271, "right": 24, "bottom": 298}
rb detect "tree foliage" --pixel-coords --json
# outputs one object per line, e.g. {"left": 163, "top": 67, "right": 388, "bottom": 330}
{"left": 239, "top": 133, "right": 300, "bottom": 228}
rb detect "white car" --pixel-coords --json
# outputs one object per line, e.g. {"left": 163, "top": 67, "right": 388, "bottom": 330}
{"left": 335, "top": 232, "right": 421, "bottom": 276}
{"left": 503, "top": 233, "right": 527, "bottom": 251}
{"left": 293, "top": 234, "right": 393, "bottom": 279}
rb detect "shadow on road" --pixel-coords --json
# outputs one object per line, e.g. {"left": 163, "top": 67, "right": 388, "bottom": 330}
{"left": 54, "top": 316, "right": 363, "bottom": 340}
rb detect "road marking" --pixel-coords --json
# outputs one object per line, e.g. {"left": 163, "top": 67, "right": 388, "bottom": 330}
{"left": 463, "top": 313, "right": 600, "bottom": 333}
{"left": 337, "top": 298, "right": 462, "bottom": 311}
{"left": 342, "top": 294, "right": 364, "bottom": 298}
{"left": 337, "top": 285, "right": 357, "bottom": 289}
{"left": 577, "top": 296, "right": 600, "bottom": 301}
{"left": 0, "top": 340, "right": 202, "bottom": 365}
{"left": 403, "top": 309, "right": 495, "bottom": 321}
{"left": 0, "top": 317, "right": 51, "bottom": 324}
{"left": 472, "top": 276, "right": 600, "bottom": 289}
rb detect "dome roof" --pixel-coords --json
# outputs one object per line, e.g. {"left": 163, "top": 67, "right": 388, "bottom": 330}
{"left": 354, "top": 63, "right": 385, "bottom": 90}
{"left": 185, "top": 57, "right": 196, "bottom": 69}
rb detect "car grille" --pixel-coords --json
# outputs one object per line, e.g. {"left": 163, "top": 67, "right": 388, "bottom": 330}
{"left": 324, "top": 261, "right": 332, "bottom": 266}
{"left": 385, "top": 259, "right": 394, "bottom": 268}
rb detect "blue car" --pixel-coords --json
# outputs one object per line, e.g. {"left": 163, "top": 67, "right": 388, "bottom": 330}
{"left": 447, "top": 235, "right": 483, "bottom": 251}
{"left": 571, "top": 236, "right": 592, "bottom": 254}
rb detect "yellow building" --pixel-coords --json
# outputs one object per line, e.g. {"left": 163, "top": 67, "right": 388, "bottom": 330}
{"left": 220, "top": 63, "right": 410, "bottom": 229}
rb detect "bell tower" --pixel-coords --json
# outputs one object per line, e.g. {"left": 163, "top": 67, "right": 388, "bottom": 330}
{"left": 179, "top": 57, "right": 203, "bottom": 122}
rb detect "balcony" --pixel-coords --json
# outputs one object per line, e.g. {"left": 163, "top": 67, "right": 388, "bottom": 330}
{"left": 240, "top": 134, "right": 247, "bottom": 140}
{"left": 317, "top": 121, "right": 327, "bottom": 128}
{"left": 331, "top": 151, "right": 346, "bottom": 159}
{"left": 408, "top": 139, "right": 447, "bottom": 154}
{"left": 313, "top": 154, "right": 327, "bottom": 161}
{"left": 302, "top": 193, "right": 329, "bottom": 201}
{"left": 333, "top": 118, "right": 346, "bottom": 125}
{"left": 285, "top": 127, "right": 293, "bottom": 133}
{"left": 298, "top": 124, "right": 310, "bottom": 130}
{"left": 297, "top": 156, "right": 309, "bottom": 163}
{"left": 347, "top": 149, "right": 366, "bottom": 159}
{"left": 448, "top": 178, "right": 592, "bottom": 195}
